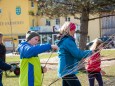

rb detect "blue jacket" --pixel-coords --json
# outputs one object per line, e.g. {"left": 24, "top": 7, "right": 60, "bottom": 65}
{"left": 17, "top": 42, "right": 51, "bottom": 86}
{"left": 57, "top": 35, "right": 92, "bottom": 77}
{"left": 18, "top": 42, "right": 51, "bottom": 59}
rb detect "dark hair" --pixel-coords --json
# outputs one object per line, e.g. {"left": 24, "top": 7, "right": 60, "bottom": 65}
{"left": 0, "top": 33, "right": 3, "bottom": 37}
{"left": 26, "top": 31, "right": 40, "bottom": 41}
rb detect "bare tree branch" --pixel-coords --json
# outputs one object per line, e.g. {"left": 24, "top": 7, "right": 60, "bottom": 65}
{"left": 89, "top": 14, "right": 115, "bottom": 21}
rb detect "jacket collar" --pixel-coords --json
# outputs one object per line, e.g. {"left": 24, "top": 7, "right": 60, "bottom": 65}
{"left": 58, "top": 35, "right": 75, "bottom": 45}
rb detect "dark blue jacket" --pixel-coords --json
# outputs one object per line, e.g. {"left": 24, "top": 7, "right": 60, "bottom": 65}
{"left": 0, "top": 58, "right": 11, "bottom": 71}
{"left": 0, "top": 58, "right": 11, "bottom": 86}
{"left": 0, "top": 44, "right": 6, "bottom": 62}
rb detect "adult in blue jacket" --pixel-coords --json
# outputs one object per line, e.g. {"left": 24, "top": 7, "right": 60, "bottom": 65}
{"left": 17, "top": 31, "right": 57, "bottom": 86}
{"left": 57, "top": 22, "right": 94, "bottom": 86}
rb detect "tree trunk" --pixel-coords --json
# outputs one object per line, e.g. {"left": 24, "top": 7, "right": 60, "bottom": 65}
{"left": 79, "top": 8, "right": 89, "bottom": 50}
{"left": 79, "top": 8, "right": 89, "bottom": 71}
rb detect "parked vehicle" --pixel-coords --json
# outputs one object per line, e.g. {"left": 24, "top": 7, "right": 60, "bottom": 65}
{"left": 86, "top": 36, "right": 114, "bottom": 49}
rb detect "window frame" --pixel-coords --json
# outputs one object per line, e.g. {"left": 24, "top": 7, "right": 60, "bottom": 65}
{"left": 0, "top": 8, "right": 2, "bottom": 14}
{"left": 56, "top": 18, "right": 60, "bottom": 25}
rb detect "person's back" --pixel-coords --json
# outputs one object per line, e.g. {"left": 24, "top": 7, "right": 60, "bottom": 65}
{"left": 86, "top": 52, "right": 101, "bottom": 72}
{"left": 57, "top": 22, "right": 94, "bottom": 86}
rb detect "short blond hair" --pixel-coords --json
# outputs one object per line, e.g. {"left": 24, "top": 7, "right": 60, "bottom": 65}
{"left": 59, "top": 22, "right": 76, "bottom": 36}
{"left": 59, "top": 22, "right": 70, "bottom": 35}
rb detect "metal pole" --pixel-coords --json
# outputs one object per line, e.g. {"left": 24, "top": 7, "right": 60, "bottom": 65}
{"left": 9, "top": 13, "right": 15, "bottom": 52}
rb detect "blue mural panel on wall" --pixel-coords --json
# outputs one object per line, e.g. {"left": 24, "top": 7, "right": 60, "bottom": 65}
{"left": 16, "top": 7, "right": 21, "bottom": 15}
{"left": 29, "top": 26, "right": 40, "bottom": 31}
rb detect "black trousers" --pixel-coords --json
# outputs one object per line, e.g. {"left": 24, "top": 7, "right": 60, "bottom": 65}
{"left": 62, "top": 74, "right": 81, "bottom": 86}
{"left": 88, "top": 72, "right": 103, "bottom": 86}
{"left": 0, "top": 72, "right": 3, "bottom": 86}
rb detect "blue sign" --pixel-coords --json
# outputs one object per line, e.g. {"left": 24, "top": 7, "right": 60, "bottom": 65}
{"left": 16, "top": 7, "right": 21, "bottom": 15}
{"left": 29, "top": 26, "right": 40, "bottom": 31}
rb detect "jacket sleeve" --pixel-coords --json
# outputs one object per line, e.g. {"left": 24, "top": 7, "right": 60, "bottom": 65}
{"left": 0, "top": 58, "right": 11, "bottom": 71}
{"left": 64, "top": 38, "right": 92, "bottom": 59}
{"left": 20, "top": 43, "right": 51, "bottom": 58}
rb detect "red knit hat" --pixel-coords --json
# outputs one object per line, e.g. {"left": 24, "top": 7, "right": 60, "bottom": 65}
{"left": 69, "top": 22, "right": 76, "bottom": 31}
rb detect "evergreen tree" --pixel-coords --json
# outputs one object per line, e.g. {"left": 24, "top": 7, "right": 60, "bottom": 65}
{"left": 37, "top": 0, "right": 115, "bottom": 49}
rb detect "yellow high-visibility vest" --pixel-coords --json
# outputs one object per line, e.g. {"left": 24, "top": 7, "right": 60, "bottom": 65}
{"left": 19, "top": 57, "right": 42, "bottom": 86}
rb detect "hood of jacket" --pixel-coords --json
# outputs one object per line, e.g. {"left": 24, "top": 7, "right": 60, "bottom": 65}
{"left": 57, "top": 35, "right": 75, "bottom": 46}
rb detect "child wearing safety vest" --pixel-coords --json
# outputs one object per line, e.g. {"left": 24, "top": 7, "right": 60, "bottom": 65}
{"left": 17, "top": 31, "right": 57, "bottom": 86}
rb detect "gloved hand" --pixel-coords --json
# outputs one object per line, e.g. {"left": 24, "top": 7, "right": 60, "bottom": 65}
{"left": 94, "top": 49, "right": 99, "bottom": 52}
{"left": 10, "top": 65, "right": 17, "bottom": 72}
{"left": 51, "top": 45, "right": 58, "bottom": 51}
{"left": 41, "top": 66, "right": 47, "bottom": 73}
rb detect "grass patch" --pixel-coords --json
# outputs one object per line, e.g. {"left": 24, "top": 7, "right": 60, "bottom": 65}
{"left": 3, "top": 65, "right": 115, "bottom": 86}
{"left": 101, "top": 49, "right": 115, "bottom": 58}
{"left": 6, "top": 50, "right": 115, "bottom": 63}
{"left": 6, "top": 52, "right": 58, "bottom": 63}
{"left": 39, "top": 52, "right": 58, "bottom": 59}
{"left": 6, "top": 56, "right": 20, "bottom": 63}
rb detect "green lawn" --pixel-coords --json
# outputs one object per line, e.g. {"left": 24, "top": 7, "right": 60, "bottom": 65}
{"left": 3, "top": 50, "right": 115, "bottom": 86}
{"left": 6, "top": 50, "right": 115, "bottom": 63}
{"left": 6, "top": 52, "right": 58, "bottom": 63}
{"left": 3, "top": 65, "right": 115, "bottom": 86}
{"left": 101, "top": 49, "right": 115, "bottom": 58}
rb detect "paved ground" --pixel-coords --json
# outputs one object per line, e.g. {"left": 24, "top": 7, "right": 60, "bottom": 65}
{"left": 101, "top": 58, "right": 115, "bottom": 67}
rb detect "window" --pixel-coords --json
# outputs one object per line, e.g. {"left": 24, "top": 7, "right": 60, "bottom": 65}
{"left": 18, "top": 36, "right": 26, "bottom": 44}
{"left": 68, "top": 17, "right": 70, "bottom": 21}
{"left": 0, "top": 8, "right": 2, "bottom": 14}
{"left": 31, "top": 1, "right": 34, "bottom": 7}
{"left": 65, "top": 17, "right": 67, "bottom": 21}
{"left": 65, "top": 17, "right": 70, "bottom": 21}
{"left": 18, "top": 36, "right": 25, "bottom": 39}
{"left": 42, "top": 34, "right": 47, "bottom": 43}
{"left": 101, "top": 13, "right": 115, "bottom": 36}
{"left": 4, "top": 41, "right": 13, "bottom": 47}
{"left": 56, "top": 18, "right": 60, "bottom": 25}
{"left": 46, "top": 19, "right": 50, "bottom": 26}
{"left": 32, "top": 19, "right": 35, "bottom": 27}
